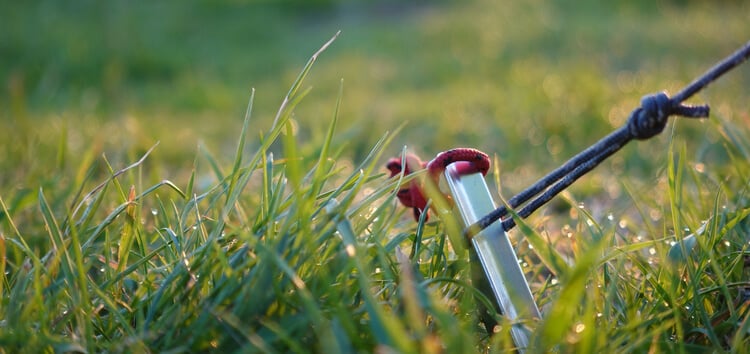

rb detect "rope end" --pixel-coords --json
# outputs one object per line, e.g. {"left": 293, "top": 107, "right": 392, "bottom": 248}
{"left": 673, "top": 103, "right": 710, "bottom": 118}
{"left": 628, "top": 92, "right": 710, "bottom": 140}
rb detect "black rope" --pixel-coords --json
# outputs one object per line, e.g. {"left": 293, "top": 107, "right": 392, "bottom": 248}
{"left": 467, "top": 40, "right": 750, "bottom": 236}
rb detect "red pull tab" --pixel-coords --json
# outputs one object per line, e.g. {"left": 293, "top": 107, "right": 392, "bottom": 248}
{"left": 385, "top": 153, "right": 428, "bottom": 221}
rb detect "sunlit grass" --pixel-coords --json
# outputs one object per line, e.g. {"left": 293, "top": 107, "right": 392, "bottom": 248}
{"left": 2, "top": 0, "right": 750, "bottom": 352}
{"left": 3, "top": 33, "right": 750, "bottom": 352}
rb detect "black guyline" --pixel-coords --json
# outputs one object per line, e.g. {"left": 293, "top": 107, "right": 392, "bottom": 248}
{"left": 467, "top": 40, "right": 750, "bottom": 236}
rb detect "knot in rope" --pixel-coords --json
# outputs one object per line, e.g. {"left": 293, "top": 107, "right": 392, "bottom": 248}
{"left": 627, "top": 92, "right": 710, "bottom": 140}
{"left": 382, "top": 40, "right": 749, "bottom": 236}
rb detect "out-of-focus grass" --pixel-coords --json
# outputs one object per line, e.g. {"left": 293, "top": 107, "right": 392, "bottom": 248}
{"left": 2, "top": 0, "right": 750, "bottom": 352}
{"left": 2, "top": 0, "right": 748, "bottom": 200}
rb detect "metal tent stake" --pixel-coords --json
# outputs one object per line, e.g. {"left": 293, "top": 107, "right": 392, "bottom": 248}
{"left": 440, "top": 162, "right": 540, "bottom": 351}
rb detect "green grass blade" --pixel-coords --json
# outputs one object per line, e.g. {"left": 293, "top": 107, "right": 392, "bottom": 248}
{"left": 326, "top": 200, "right": 416, "bottom": 353}
{"left": 508, "top": 205, "right": 570, "bottom": 277}
{"left": 271, "top": 31, "right": 340, "bottom": 129}
{"left": 226, "top": 89, "right": 255, "bottom": 209}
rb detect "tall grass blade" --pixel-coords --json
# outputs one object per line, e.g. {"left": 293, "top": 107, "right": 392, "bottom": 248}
{"left": 271, "top": 31, "right": 340, "bottom": 129}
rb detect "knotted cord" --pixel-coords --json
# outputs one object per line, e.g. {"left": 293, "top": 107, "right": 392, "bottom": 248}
{"left": 467, "top": 40, "right": 750, "bottom": 236}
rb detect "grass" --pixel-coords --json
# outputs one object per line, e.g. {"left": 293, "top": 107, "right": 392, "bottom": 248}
{"left": 2, "top": 0, "right": 750, "bottom": 352}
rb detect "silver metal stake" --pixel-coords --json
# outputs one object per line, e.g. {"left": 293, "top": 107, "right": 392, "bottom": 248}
{"left": 440, "top": 162, "right": 541, "bottom": 351}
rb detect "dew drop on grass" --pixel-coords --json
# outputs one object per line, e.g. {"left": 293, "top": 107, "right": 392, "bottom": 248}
{"left": 100, "top": 268, "right": 105, "bottom": 273}
{"left": 578, "top": 202, "right": 585, "bottom": 209}
{"left": 649, "top": 248, "right": 657, "bottom": 255}
{"left": 292, "top": 275, "right": 306, "bottom": 290}
{"left": 607, "top": 213, "right": 614, "bottom": 221}
{"left": 724, "top": 240, "right": 731, "bottom": 247}
{"left": 192, "top": 225, "right": 197, "bottom": 230}
{"left": 649, "top": 208, "right": 662, "bottom": 221}
{"left": 345, "top": 244, "right": 356, "bottom": 257}
{"left": 551, "top": 278, "right": 559, "bottom": 285}
{"left": 574, "top": 323, "right": 585, "bottom": 333}
{"left": 562, "top": 224, "right": 573, "bottom": 238}
{"left": 618, "top": 219, "right": 627, "bottom": 228}
{"left": 151, "top": 208, "right": 158, "bottom": 216}
{"left": 596, "top": 313, "right": 603, "bottom": 318}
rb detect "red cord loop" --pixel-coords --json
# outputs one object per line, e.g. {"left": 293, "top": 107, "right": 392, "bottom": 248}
{"left": 386, "top": 148, "right": 491, "bottom": 221}
{"left": 426, "top": 148, "right": 490, "bottom": 178}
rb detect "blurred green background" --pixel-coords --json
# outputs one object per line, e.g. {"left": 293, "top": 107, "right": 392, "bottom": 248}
{"left": 2, "top": 0, "right": 749, "bottom": 212}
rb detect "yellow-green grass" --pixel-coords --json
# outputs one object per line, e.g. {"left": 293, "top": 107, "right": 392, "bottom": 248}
{"left": 2, "top": 0, "right": 750, "bottom": 352}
